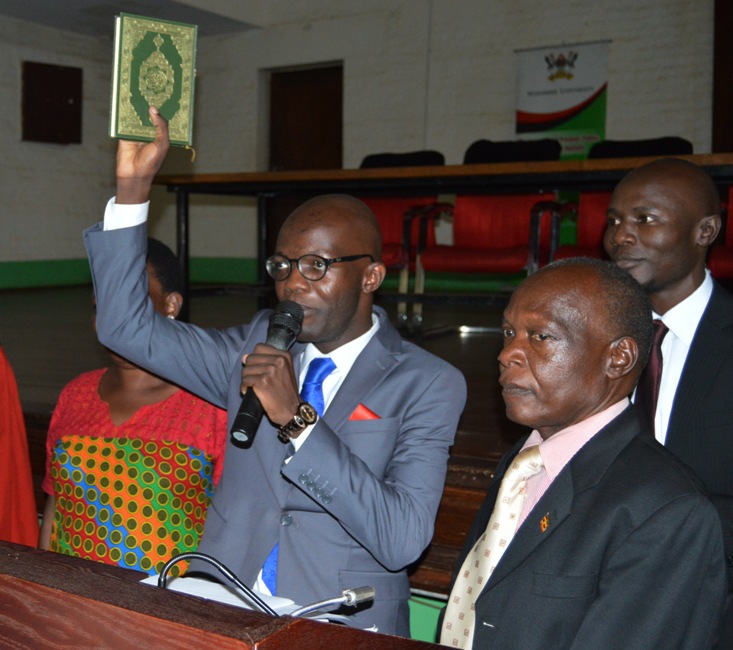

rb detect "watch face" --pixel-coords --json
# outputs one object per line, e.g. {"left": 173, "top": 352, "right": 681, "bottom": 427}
{"left": 298, "top": 402, "right": 318, "bottom": 424}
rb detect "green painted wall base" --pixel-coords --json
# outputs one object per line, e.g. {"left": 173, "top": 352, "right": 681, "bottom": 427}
{"left": 380, "top": 271, "right": 526, "bottom": 294}
{"left": 409, "top": 594, "right": 445, "bottom": 642}
{"left": 1, "top": 258, "right": 532, "bottom": 294}
{"left": 0, "top": 257, "right": 259, "bottom": 290}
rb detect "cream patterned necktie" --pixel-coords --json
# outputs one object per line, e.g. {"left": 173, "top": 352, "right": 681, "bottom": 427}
{"left": 440, "top": 445, "right": 544, "bottom": 648}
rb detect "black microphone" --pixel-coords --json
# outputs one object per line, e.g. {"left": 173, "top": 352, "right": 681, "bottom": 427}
{"left": 230, "top": 300, "right": 304, "bottom": 448}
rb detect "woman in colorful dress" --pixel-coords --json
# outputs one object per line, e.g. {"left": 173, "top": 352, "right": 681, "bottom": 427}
{"left": 39, "top": 238, "right": 227, "bottom": 575}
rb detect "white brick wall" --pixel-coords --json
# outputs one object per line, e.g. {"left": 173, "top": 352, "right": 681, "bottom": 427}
{"left": 0, "top": 0, "right": 714, "bottom": 262}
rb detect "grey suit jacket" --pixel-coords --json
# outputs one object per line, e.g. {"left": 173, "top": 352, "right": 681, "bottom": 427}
{"left": 83, "top": 222, "right": 467, "bottom": 636}
{"left": 445, "top": 407, "right": 726, "bottom": 649}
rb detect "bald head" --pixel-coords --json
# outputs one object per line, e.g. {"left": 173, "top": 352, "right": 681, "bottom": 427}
{"left": 604, "top": 158, "right": 722, "bottom": 313}
{"left": 614, "top": 158, "right": 721, "bottom": 221}
{"left": 283, "top": 194, "right": 383, "bottom": 261}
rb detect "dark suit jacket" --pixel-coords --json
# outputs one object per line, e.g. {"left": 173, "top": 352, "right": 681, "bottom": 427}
{"left": 445, "top": 407, "right": 726, "bottom": 649}
{"left": 83, "top": 222, "right": 466, "bottom": 637}
{"left": 665, "top": 283, "right": 733, "bottom": 572}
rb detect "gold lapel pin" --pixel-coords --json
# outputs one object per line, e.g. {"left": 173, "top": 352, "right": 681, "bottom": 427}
{"left": 540, "top": 513, "right": 550, "bottom": 533}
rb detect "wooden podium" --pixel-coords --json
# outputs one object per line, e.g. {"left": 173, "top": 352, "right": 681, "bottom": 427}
{"left": 0, "top": 542, "right": 435, "bottom": 648}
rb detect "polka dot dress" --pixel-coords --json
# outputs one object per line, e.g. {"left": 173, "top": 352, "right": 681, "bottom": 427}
{"left": 49, "top": 435, "right": 214, "bottom": 575}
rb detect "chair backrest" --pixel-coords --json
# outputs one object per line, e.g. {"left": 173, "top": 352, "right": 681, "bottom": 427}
{"left": 360, "top": 196, "right": 438, "bottom": 249}
{"left": 587, "top": 137, "right": 692, "bottom": 159}
{"left": 452, "top": 193, "right": 556, "bottom": 250}
{"left": 358, "top": 150, "right": 445, "bottom": 254}
{"left": 462, "top": 139, "right": 562, "bottom": 164}
{"left": 359, "top": 150, "right": 445, "bottom": 168}
{"left": 575, "top": 191, "right": 613, "bottom": 247}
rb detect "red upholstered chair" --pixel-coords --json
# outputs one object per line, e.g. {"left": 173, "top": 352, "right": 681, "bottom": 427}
{"left": 359, "top": 196, "right": 439, "bottom": 270}
{"left": 412, "top": 192, "right": 558, "bottom": 325}
{"left": 708, "top": 186, "right": 733, "bottom": 281}
{"left": 358, "top": 151, "right": 445, "bottom": 326}
{"left": 552, "top": 191, "right": 613, "bottom": 261}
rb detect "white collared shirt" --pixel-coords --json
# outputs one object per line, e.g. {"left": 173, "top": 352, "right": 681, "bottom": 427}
{"left": 641, "top": 270, "right": 713, "bottom": 445}
{"left": 289, "top": 313, "right": 380, "bottom": 451}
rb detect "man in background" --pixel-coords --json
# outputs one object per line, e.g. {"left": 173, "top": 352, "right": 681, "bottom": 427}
{"left": 605, "top": 158, "right": 733, "bottom": 644}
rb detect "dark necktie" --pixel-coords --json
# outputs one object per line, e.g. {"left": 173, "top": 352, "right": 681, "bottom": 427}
{"left": 261, "top": 356, "right": 335, "bottom": 595}
{"left": 635, "top": 319, "right": 669, "bottom": 434}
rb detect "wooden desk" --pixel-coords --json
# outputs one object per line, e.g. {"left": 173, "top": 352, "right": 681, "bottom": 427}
{"left": 157, "top": 153, "right": 733, "bottom": 306}
{"left": 0, "top": 542, "right": 434, "bottom": 649}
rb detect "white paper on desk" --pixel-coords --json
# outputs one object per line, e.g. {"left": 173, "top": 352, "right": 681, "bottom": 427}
{"left": 139, "top": 574, "right": 352, "bottom": 625}
{"left": 139, "top": 574, "right": 297, "bottom": 614}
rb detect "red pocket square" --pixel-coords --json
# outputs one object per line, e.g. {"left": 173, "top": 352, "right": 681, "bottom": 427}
{"left": 349, "top": 403, "right": 380, "bottom": 420}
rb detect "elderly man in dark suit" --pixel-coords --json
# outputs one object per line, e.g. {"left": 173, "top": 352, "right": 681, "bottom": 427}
{"left": 440, "top": 258, "right": 725, "bottom": 649}
{"left": 604, "top": 157, "right": 733, "bottom": 645}
{"left": 83, "top": 107, "right": 466, "bottom": 637}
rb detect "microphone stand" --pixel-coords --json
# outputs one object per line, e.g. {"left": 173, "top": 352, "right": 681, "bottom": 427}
{"left": 290, "top": 586, "right": 376, "bottom": 618}
{"left": 157, "top": 551, "right": 279, "bottom": 617}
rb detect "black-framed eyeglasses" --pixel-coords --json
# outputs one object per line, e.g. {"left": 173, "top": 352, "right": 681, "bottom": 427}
{"left": 266, "top": 253, "right": 374, "bottom": 282}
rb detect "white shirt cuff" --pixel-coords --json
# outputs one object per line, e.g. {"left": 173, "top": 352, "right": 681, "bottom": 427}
{"left": 103, "top": 197, "right": 149, "bottom": 231}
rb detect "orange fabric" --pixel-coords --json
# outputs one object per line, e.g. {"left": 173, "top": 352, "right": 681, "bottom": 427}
{"left": 0, "top": 346, "right": 39, "bottom": 546}
{"left": 43, "top": 368, "right": 228, "bottom": 492}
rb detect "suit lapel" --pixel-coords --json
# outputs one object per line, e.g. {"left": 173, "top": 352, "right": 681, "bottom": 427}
{"left": 478, "top": 408, "right": 641, "bottom": 592}
{"left": 320, "top": 308, "right": 401, "bottom": 430}
{"left": 667, "top": 284, "right": 733, "bottom": 447}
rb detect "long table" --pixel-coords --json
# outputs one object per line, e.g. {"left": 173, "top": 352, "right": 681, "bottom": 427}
{"left": 156, "top": 153, "right": 733, "bottom": 307}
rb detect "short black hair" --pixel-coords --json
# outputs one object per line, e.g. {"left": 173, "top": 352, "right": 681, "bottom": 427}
{"left": 543, "top": 257, "right": 653, "bottom": 368}
{"left": 146, "top": 237, "right": 182, "bottom": 295}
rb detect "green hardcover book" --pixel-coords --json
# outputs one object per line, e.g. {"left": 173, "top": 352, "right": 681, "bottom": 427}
{"left": 110, "top": 13, "right": 197, "bottom": 147}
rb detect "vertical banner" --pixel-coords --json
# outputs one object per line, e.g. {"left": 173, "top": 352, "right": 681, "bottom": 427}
{"left": 516, "top": 41, "right": 609, "bottom": 159}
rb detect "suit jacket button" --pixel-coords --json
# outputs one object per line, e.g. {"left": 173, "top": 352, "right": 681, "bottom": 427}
{"left": 280, "top": 513, "right": 293, "bottom": 526}
{"left": 323, "top": 495, "right": 332, "bottom": 504}
{"left": 298, "top": 473, "right": 308, "bottom": 485}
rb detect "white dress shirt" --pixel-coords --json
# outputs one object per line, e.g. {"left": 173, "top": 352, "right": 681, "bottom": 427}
{"left": 641, "top": 270, "right": 713, "bottom": 445}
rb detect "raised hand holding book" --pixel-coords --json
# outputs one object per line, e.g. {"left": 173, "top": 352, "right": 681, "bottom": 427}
{"left": 110, "top": 13, "right": 197, "bottom": 147}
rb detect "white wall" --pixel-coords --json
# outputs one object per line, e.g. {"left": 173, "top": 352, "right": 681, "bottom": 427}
{"left": 0, "top": 17, "right": 115, "bottom": 263}
{"left": 0, "top": 0, "right": 714, "bottom": 264}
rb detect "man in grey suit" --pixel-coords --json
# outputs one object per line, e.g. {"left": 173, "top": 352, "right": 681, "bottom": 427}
{"left": 604, "top": 157, "right": 733, "bottom": 645}
{"left": 83, "top": 107, "right": 467, "bottom": 637}
{"left": 440, "top": 258, "right": 725, "bottom": 649}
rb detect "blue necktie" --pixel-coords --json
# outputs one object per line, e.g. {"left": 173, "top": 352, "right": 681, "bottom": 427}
{"left": 300, "top": 356, "right": 336, "bottom": 416}
{"left": 262, "top": 356, "right": 335, "bottom": 595}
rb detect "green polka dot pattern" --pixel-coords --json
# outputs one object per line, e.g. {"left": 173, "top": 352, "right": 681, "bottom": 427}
{"left": 49, "top": 436, "right": 214, "bottom": 575}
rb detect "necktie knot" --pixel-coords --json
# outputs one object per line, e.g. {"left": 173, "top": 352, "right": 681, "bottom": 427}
{"left": 652, "top": 319, "right": 669, "bottom": 346}
{"left": 301, "top": 357, "right": 336, "bottom": 416}
{"left": 506, "top": 445, "right": 544, "bottom": 480}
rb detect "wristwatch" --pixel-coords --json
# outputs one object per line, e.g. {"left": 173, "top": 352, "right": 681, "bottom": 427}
{"left": 277, "top": 402, "right": 318, "bottom": 442}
